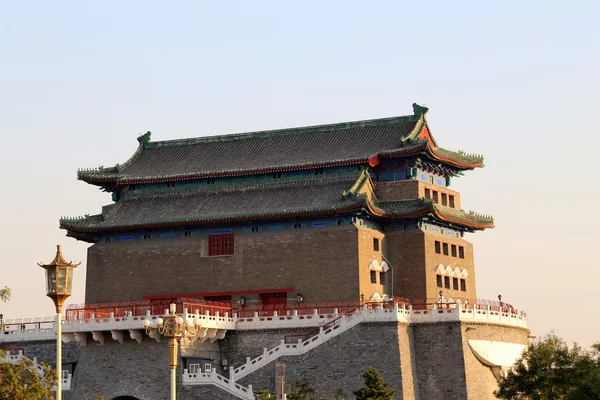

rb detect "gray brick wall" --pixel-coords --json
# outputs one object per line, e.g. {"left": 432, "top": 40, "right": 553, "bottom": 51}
{"left": 2, "top": 320, "right": 530, "bottom": 400}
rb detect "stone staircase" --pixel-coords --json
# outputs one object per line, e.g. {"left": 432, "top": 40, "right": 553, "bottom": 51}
{"left": 182, "top": 306, "right": 366, "bottom": 399}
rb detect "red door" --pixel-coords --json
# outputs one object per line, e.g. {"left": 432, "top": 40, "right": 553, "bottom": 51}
{"left": 260, "top": 292, "right": 287, "bottom": 306}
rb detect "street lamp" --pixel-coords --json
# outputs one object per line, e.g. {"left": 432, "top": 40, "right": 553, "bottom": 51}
{"left": 143, "top": 303, "right": 203, "bottom": 400}
{"left": 296, "top": 293, "right": 304, "bottom": 303}
{"left": 38, "top": 245, "right": 80, "bottom": 400}
{"left": 0, "top": 313, "right": 3, "bottom": 331}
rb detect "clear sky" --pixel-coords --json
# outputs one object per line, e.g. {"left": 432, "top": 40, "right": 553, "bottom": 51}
{"left": 1, "top": 1, "right": 598, "bottom": 347}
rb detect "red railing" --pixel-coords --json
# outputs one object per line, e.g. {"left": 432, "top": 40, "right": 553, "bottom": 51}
{"left": 65, "top": 298, "right": 233, "bottom": 321}
{"left": 64, "top": 296, "right": 521, "bottom": 321}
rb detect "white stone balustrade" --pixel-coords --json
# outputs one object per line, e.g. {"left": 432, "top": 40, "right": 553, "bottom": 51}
{"left": 0, "top": 309, "right": 236, "bottom": 344}
{"left": 0, "top": 303, "right": 527, "bottom": 344}
{"left": 182, "top": 368, "right": 254, "bottom": 400}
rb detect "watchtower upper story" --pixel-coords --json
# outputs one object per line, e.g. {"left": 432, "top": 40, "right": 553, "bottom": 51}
{"left": 61, "top": 104, "right": 492, "bottom": 306}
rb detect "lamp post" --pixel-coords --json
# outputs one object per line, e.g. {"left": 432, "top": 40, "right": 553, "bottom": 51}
{"left": 38, "top": 245, "right": 80, "bottom": 400}
{"left": 143, "top": 303, "right": 203, "bottom": 400}
{"left": 296, "top": 293, "right": 303, "bottom": 303}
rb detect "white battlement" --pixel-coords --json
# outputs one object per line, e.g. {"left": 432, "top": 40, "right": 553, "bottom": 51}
{"left": 0, "top": 309, "right": 236, "bottom": 344}
{"left": 0, "top": 302, "right": 527, "bottom": 344}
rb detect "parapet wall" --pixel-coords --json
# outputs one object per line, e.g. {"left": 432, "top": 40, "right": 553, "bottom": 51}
{"left": 1, "top": 303, "right": 530, "bottom": 400}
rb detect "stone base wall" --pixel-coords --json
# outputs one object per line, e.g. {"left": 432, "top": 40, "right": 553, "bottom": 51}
{"left": 2, "top": 321, "right": 530, "bottom": 400}
{"left": 237, "top": 323, "right": 411, "bottom": 399}
{"left": 0, "top": 339, "right": 80, "bottom": 367}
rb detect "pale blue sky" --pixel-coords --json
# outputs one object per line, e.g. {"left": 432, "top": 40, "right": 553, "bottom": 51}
{"left": 1, "top": 1, "right": 598, "bottom": 347}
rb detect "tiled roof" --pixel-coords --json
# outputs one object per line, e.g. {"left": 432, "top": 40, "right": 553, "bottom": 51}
{"left": 60, "top": 174, "right": 367, "bottom": 232}
{"left": 61, "top": 172, "right": 493, "bottom": 240}
{"left": 373, "top": 200, "right": 494, "bottom": 230}
{"left": 77, "top": 104, "right": 484, "bottom": 185}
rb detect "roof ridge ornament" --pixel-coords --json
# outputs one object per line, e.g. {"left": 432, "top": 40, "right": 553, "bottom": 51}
{"left": 412, "top": 103, "right": 429, "bottom": 119}
{"left": 137, "top": 131, "right": 151, "bottom": 145}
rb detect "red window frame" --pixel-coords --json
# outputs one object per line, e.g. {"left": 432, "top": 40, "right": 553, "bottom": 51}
{"left": 208, "top": 234, "right": 234, "bottom": 256}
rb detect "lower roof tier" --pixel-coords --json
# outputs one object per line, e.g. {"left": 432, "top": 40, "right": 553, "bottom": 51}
{"left": 60, "top": 172, "right": 493, "bottom": 242}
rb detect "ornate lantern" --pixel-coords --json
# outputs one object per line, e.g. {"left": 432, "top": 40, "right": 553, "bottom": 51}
{"left": 38, "top": 245, "right": 80, "bottom": 313}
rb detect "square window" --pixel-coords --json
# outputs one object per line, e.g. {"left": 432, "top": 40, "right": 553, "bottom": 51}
{"left": 373, "top": 238, "right": 380, "bottom": 252}
{"left": 442, "top": 193, "right": 448, "bottom": 206}
{"left": 314, "top": 168, "right": 324, "bottom": 175}
{"left": 208, "top": 234, "right": 234, "bottom": 256}
{"left": 206, "top": 178, "right": 216, "bottom": 184}
{"left": 433, "top": 191, "right": 439, "bottom": 203}
{"left": 273, "top": 172, "right": 282, "bottom": 179}
{"left": 449, "top": 195, "right": 455, "bottom": 208}
{"left": 293, "top": 223, "right": 302, "bottom": 229}
{"left": 443, "top": 243, "right": 449, "bottom": 256}
{"left": 436, "top": 275, "right": 443, "bottom": 288}
{"left": 451, "top": 245, "right": 457, "bottom": 257}
{"left": 425, "top": 189, "right": 431, "bottom": 199}
{"left": 370, "top": 270, "right": 377, "bottom": 284}
{"left": 459, "top": 246, "right": 465, "bottom": 259}
{"left": 251, "top": 226, "right": 260, "bottom": 232}
{"left": 380, "top": 272, "right": 386, "bottom": 285}
{"left": 444, "top": 276, "right": 450, "bottom": 289}
{"left": 143, "top": 234, "right": 152, "bottom": 240}
{"left": 435, "top": 241, "right": 441, "bottom": 254}
{"left": 188, "top": 364, "right": 200, "bottom": 374}
{"left": 453, "top": 277, "right": 459, "bottom": 290}
{"left": 184, "top": 231, "right": 191, "bottom": 237}
{"left": 460, "top": 279, "right": 467, "bottom": 291}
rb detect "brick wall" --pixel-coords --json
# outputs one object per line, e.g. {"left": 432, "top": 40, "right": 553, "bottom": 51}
{"left": 357, "top": 225, "right": 387, "bottom": 299}
{"left": 412, "top": 322, "right": 469, "bottom": 400}
{"left": 375, "top": 180, "right": 419, "bottom": 201}
{"left": 2, "top": 320, "right": 530, "bottom": 400}
{"left": 65, "top": 333, "right": 237, "bottom": 400}
{"left": 384, "top": 229, "right": 427, "bottom": 301}
{"left": 0, "top": 339, "right": 80, "bottom": 367}
{"left": 461, "top": 323, "right": 530, "bottom": 400}
{"left": 424, "top": 231, "right": 476, "bottom": 302}
{"left": 237, "top": 322, "right": 412, "bottom": 399}
{"left": 86, "top": 225, "right": 360, "bottom": 304}
{"left": 375, "top": 180, "right": 461, "bottom": 209}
